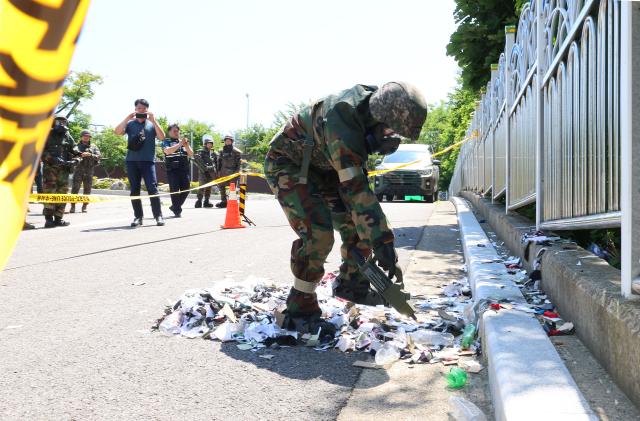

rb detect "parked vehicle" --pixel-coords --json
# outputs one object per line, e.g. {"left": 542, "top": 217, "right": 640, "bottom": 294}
{"left": 373, "top": 144, "right": 440, "bottom": 203}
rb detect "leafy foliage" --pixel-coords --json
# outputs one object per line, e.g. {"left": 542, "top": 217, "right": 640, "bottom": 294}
{"left": 417, "top": 82, "right": 478, "bottom": 189}
{"left": 92, "top": 128, "right": 127, "bottom": 178}
{"left": 56, "top": 71, "right": 103, "bottom": 118}
{"left": 446, "top": 0, "right": 526, "bottom": 91}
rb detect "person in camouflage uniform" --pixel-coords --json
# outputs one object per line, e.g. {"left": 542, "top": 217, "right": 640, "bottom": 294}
{"left": 70, "top": 129, "right": 101, "bottom": 213}
{"left": 41, "top": 116, "right": 80, "bottom": 228}
{"left": 194, "top": 134, "right": 218, "bottom": 208}
{"left": 216, "top": 135, "right": 242, "bottom": 208}
{"left": 264, "top": 82, "right": 427, "bottom": 334}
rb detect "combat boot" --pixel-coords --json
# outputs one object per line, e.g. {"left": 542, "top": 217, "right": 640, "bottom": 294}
{"left": 69, "top": 204, "right": 76, "bottom": 213}
{"left": 332, "top": 275, "right": 387, "bottom": 306}
{"left": 215, "top": 201, "right": 227, "bottom": 208}
{"left": 281, "top": 288, "right": 336, "bottom": 338}
{"left": 203, "top": 198, "right": 214, "bottom": 208}
{"left": 81, "top": 203, "right": 88, "bottom": 213}
{"left": 195, "top": 198, "right": 202, "bottom": 208}
{"left": 54, "top": 216, "right": 70, "bottom": 227}
{"left": 44, "top": 215, "right": 56, "bottom": 228}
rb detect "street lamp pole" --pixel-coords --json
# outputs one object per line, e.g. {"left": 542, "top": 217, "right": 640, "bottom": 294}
{"left": 246, "top": 93, "right": 250, "bottom": 128}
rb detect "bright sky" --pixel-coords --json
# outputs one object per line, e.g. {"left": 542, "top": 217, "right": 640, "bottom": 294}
{"left": 70, "top": 0, "right": 460, "bottom": 133}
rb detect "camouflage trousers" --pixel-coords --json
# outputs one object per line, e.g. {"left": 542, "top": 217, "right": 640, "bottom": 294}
{"left": 264, "top": 154, "right": 372, "bottom": 290}
{"left": 218, "top": 175, "right": 239, "bottom": 203}
{"left": 197, "top": 172, "right": 214, "bottom": 200}
{"left": 42, "top": 164, "right": 70, "bottom": 218}
{"left": 71, "top": 170, "right": 93, "bottom": 195}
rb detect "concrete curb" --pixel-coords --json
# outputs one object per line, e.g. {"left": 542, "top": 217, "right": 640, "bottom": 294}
{"left": 452, "top": 197, "right": 596, "bottom": 421}
{"left": 460, "top": 191, "right": 640, "bottom": 410}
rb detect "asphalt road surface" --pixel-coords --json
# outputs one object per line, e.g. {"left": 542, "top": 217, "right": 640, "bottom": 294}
{"left": 1, "top": 194, "right": 435, "bottom": 421}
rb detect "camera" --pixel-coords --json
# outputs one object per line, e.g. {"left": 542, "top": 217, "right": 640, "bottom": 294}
{"left": 135, "top": 112, "right": 147, "bottom": 119}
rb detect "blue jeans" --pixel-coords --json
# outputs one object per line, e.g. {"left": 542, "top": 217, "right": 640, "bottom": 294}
{"left": 126, "top": 160, "right": 161, "bottom": 218}
{"left": 166, "top": 167, "right": 190, "bottom": 213}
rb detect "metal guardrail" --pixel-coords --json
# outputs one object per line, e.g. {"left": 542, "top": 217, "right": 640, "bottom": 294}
{"left": 449, "top": 0, "right": 640, "bottom": 297}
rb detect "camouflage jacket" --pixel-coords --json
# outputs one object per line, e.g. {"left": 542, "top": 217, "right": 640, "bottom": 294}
{"left": 217, "top": 146, "right": 241, "bottom": 177}
{"left": 268, "top": 84, "right": 394, "bottom": 248}
{"left": 75, "top": 141, "right": 101, "bottom": 174}
{"left": 42, "top": 130, "right": 78, "bottom": 169}
{"left": 194, "top": 148, "right": 218, "bottom": 175}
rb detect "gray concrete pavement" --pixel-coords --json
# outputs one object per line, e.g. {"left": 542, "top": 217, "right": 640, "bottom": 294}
{"left": 2, "top": 196, "right": 437, "bottom": 420}
{"left": 338, "top": 201, "right": 493, "bottom": 421}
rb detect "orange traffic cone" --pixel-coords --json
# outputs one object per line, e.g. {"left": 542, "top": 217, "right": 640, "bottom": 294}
{"left": 220, "top": 183, "right": 245, "bottom": 229}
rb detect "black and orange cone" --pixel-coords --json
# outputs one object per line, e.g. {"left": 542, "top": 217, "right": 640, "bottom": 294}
{"left": 220, "top": 183, "right": 245, "bottom": 229}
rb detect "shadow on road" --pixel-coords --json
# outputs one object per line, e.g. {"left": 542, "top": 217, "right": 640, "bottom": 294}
{"left": 220, "top": 343, "right": 390, "bottom": 389}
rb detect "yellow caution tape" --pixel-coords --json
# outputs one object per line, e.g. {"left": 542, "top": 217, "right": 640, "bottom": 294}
{"left": 431, "top": 131, "right": 478, "bottom": 158}
{"left": 29, "top": 172, "right": 242, "bottom": 204}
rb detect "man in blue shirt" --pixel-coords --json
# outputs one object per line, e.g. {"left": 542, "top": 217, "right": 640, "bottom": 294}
{"left": 114, "top": 98, "right": 166, "bottom": 227}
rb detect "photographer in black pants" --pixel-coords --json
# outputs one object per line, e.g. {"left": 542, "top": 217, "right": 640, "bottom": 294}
{"left": 162, "top": 124, "right": 193, "bottom": 217}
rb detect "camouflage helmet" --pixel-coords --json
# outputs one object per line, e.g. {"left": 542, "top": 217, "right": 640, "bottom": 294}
{"left": 369, "top": 82, "right": 427, "bottom": 140}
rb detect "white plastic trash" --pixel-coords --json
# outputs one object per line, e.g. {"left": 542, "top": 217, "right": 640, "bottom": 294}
{"left": 449, "top": 396, "right": 487, "bottom": 421}
{"left": 409, "top": 330, "right": 454, "bottom": 347}
{"left": 375, "top": 342, "right": 400, "bottom": 365}
{"left": 159, "top": 311, "right": 183, "bottom": 336}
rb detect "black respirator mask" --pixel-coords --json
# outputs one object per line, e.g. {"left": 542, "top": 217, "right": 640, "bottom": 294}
{"left": 365, "top": 124, "right": 401, "bottom": 155}
{"left": 223, "top": 144, "right": 233, "bottom": 152}
{"left": 52, "top": 120, "right": 68, "bottom": 135}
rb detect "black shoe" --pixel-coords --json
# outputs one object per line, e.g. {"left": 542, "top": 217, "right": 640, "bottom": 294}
{"left": 203, "top": 200, "right": 214, "bottom": 208}
{"left": 54, "top": 218, "right": 70, "bottom": 227}
{"left": 69, "top": 204, "right": 75, "bottom": 213}
{"left": 282, "top": 312, "right": 337, "bottom": 338}
{"left": 156, "top": 216, "right": 165, "bottom": 226}
{"left": 44, "top": 216, "right": 55, "bottom": 228}
{"left": 131, "top": 217, "right": 143, "bottom": 227}
{"left": 81, "top": 204, "right": 87, "bottom": 213}
{"left": 23, "top": 222, "right": 36, "bottom": 230}
{"left": 332, "top": 277, "right": 387, "bottom": 306}
{"left": 169, "top": 206, "right": 181, "bottom": 217}
{"left": 215, "top": 201, "right": 227, "bottom": 208}
{"left": 194, "top": 199, "right": 202, "bottom": 208}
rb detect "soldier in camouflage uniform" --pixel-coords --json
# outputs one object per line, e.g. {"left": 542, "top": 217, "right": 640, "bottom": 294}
{"left": 216, "top": 135, "right": 242, "bottom": 208}
{"left": 41, "top": 116, "right": 80, "bottom": 228}
{"left": 264, "top": 82, "right": 427, "bottom": 334}
{"left": 70, "top": 129, "right": 101, "bottom": 213}
{"left": 194, "top": 134, "right": 218, "bottom": 208}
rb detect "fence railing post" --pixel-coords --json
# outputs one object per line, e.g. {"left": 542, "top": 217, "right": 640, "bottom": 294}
{"left": 490, "top": 64, "right": 498, "bottom": 203}
{"left": 620, "top": 0, "right": 640, "bottom": 298}
{"left": 535, "top": 0, "right": 545, "bottom": 230}
{"left": 505, "top": 25, "right": 516, "bottom": 214}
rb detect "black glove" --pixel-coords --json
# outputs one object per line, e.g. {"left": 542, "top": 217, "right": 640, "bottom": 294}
{"left": 373, "top": 242, "right": 399, "bottom": 277}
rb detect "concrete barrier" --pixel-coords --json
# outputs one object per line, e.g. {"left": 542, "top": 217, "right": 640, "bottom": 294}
{"left": 453, "top": 197, "right": 596, "bottom": 421}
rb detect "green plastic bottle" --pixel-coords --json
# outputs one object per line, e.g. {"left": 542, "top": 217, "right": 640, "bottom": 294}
{"left": 461, "top": 323, "right": 476, "bottom": 349}
{"left": 446, "top": 367, "right": 468, "bottom": 389}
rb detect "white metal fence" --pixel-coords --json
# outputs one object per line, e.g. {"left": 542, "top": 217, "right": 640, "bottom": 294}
{"left": 449, "top": 0, "right": 640, "bottom": 297}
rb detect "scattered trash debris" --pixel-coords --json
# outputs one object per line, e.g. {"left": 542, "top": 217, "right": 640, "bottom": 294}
{"left": 152, "top": 273, "right": 485, "bottom": 370}
{"left": 521, "top": 231, "right": 561, "bottom": 245}
{"left": 446, "top": 367, "right": 468, "bottom": 389}
{"left": 449, "top": 396, "right": 488, "bottom": 421}
{"left": 131, "top": 281, "right": 146, "bottom": 286}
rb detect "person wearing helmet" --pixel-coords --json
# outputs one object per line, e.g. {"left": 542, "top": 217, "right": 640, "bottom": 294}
{"left": 216, "top": 135, "right": 242, "bottom": 208}
{"left": 70, "top": 129, "right": 101, "bottom": 213}
{"left": 264, "top": 82, "right": 427, "bottom": 335}
{"left": 41, "top": 115, "right": 81, "bottom": 228}
{"left": 194, "top": 134, "right": 218, "bottom": 208}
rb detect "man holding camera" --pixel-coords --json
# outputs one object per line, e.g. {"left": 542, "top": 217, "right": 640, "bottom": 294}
{"left": 114, "top": 98, "right": 166, "bottom": 227}
{"left": 70, "top": 129, "right": 101, "bottom": 213}
{"left": 41, "top": 115, "right": 80, "bottom": 228}
{"left": 194, "top": 134, "right": 218, "bottom": 208}
{"left": 162, "top": 124, "right": 193, "bottom": 217}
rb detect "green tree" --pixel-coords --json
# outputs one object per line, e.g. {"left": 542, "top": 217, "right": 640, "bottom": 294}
{"left": 93, "top": 128, "right": 127, "bottom": 178}
{"left": 418, "top": 83, "right": 478, "bottom": 188}
{"left": 446, "top": 0, "right": 526, "bottom": 91}
{"left": 56, "top": 70, "right": 103, "bottom": 118}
